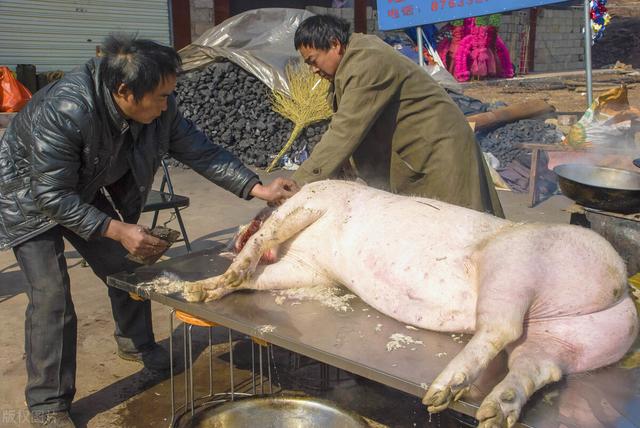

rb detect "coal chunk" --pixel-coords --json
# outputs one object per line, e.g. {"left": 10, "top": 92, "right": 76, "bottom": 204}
{"left": 175, "top": 60, "right": 328, "bottom": 168}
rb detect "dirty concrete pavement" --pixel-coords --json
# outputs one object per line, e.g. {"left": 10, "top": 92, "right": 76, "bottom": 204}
{"left": 0, "top": 166, "right": 573, "bottom": 427}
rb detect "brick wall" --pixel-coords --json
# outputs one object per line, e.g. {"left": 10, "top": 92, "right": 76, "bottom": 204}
{"left": 186, "top": 3, "right": 584, "bottom": 73}
{"left": 532, "top": 8, "right": 585, "bottom": 72}
{"left": 190, "top": 0, "right": 215, "bottom": 41}
{"left": 498, "top": 10, "right": 532, "bottom": 74}
{"left": 499, "top": 8, "right": 584, "bottom": 73}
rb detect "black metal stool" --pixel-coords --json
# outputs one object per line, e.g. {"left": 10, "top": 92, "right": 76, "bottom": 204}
{"left": 143, "top": 159, "right": 191, "bottom": 252}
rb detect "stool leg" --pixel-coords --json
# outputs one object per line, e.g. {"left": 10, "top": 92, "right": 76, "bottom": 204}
{"left": 267, "top": 345, "right": 272, "bottom": 394}
{"left": 183, "top": 323, "right": 188, "bottom": 408}
{"left": 169, "top": 309, "right": 175, "bottom": 423}
{"left": 251, "top": 341, "right": 256, "bottom": 395}
{"left": 322, "top": 363, "right": 328, "bottom": 390}
{"left": 188, "top": 325, "right": 195, "bottom": 416}
{"left": 174, "top": 208, "right": 192, "bottom": 252}
{"left": 151, "top": 210, "right": 160, "bottom": 229}
{"left": 259, "top": 345, "right": 264, "bottom": 394}
{"left": 208, "top": 327, "right": 213, "bottom": 397}
{"left": 228, "top": 329, "right": 235, "bottom": 400}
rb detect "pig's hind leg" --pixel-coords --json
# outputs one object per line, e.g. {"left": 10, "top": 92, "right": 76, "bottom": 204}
{"left": 424, "top": 230, "right": 534, "bottom": 414}
{"left": 476, "top": 295, "right": 638, "bottom": 428}
{"left": 474, "top": 338, "right": 563, "bottom": 427}
{"left": 423, "top": 277, "right": 532, "bottom": 414}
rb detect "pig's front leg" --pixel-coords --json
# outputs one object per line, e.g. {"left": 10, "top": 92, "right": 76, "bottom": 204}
{"left": 185, "top": 203, "right": 326, "bottom": 302}
{"left": 225, "top": 205, "right": 325, "bottom": 287}
{"left": 185, "top": 253, "right": 335, "bottom": 302}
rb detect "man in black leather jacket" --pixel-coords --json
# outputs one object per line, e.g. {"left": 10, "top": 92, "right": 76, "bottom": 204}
{"left": 0, "top": 35, "right": 297, "bottom": 426}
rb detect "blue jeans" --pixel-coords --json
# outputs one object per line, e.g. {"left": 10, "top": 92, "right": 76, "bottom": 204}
{"left": 12, "top": 193, "right": 154, "bottom": 413}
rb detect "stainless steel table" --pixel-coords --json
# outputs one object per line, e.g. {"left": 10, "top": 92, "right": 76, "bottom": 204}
{"left": 107, "top": 248, "right": 640, "bottom": 428}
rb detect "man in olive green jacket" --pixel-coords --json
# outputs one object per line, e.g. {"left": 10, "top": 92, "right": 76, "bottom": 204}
{"left": 292, "top": 15, "right": 504, "bottom": 217}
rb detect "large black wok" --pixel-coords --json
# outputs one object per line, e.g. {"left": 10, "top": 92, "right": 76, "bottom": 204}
{"left": 553, "top": 164, "right": 640, "bottom": 213}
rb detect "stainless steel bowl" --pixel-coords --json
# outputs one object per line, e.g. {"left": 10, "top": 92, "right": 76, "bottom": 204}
{"left": 187, "top": 396, "right": 369, "bottom": 428}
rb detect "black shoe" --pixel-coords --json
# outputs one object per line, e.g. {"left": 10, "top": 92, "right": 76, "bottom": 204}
{"left": 117, "top": 343, "right": 171, "bottom": 372}
{"left": 30, "top": 410, "right": 76, "bottom": 427}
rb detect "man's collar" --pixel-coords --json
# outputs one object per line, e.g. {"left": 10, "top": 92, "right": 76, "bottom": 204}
{"left": 103, "top": 84, "right": 129, "bottom": 136}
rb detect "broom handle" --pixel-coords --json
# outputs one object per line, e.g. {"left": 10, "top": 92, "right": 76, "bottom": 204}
{"left": 266, "top": 124, "right": 304, "bottom": 173}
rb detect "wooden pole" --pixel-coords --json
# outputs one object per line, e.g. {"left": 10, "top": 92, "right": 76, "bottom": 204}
{"left": 214, "top": 0, "right": 230, "bottom": 25}
{"left": 354, "top": 0, "right": 366, "bottom": 33}
{"left": 527, "top": 8, "right": 538, "bottom": 73}
{"left": 171, "top": 0, "right": 192, "bottom": 50}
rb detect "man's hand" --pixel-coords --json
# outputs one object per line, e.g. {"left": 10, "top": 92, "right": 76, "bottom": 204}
{"left": 250, "top": 178, "right": 299, "bottom": 205}
{"left": 104, "top": 220, "right": 169, "bottom": 258}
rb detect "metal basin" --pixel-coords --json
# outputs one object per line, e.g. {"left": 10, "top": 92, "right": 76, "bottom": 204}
{"left": 554, "top": 164, "right": 640, "bottom": 213}
{"left": 188, "top": 396, "right": 369, "bottom": 428}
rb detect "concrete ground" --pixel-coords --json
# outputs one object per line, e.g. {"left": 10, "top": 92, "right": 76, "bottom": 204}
{"left": 0, "top": 166, "right": 573, "bottom": 428}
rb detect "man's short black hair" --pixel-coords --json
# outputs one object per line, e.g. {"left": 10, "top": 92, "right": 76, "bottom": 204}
{"left": 100, "top": 33, "right": 181, "bottom": 101}
{"left": 294, "top": 14, "right": 352, "bottom": 51}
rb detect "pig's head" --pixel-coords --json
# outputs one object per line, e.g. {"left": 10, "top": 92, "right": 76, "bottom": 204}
{"left": 232, "top": 207, "right": 278, "bottom": 263}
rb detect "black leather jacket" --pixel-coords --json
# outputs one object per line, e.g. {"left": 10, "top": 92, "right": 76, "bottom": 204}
{"left": 0, "top": 58, "right": 259, "bottom": 250}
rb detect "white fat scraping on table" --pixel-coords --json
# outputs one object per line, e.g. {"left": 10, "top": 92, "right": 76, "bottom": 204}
{"left": 184, "top": 180, "right": 639, "bottom": 428}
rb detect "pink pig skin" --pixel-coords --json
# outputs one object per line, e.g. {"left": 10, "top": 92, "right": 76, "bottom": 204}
{"left": 185, "top": 180, "right": 638, "bottom": 428}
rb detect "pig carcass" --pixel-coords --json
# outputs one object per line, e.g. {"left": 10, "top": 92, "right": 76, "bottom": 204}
{"left": 184, "top": 180, "right": 638, "bottom": 427}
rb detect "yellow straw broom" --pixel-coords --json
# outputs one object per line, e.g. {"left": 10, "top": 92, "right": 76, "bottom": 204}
{"left": 266, "top": 60, "right": 333, "bottom": 173}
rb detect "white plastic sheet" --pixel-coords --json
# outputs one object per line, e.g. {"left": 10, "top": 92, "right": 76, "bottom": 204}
{"left": 179, "top": 8, "right": 314, "bottom": 96}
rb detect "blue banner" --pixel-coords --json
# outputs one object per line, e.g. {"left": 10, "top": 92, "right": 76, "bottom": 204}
{"left": 377, "top": 0, "right": 570, "bottom": 30}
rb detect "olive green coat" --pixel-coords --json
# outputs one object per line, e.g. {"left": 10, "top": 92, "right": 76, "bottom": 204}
{"left": 292, "top": 33, "right": 504, "bottom": 217}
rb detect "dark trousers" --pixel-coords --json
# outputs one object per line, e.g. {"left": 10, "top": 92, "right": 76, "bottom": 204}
{"left": 12, "top": 193, "right": 154, "bottom": 413}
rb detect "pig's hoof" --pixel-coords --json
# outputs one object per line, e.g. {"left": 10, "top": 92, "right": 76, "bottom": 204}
{"left": 183, "top": 283, "right": 204, "bottom": 302}
{"left": 423, "top": 372, "right": 469, "bottom": 412}
{"left": 203, "top": 287, "right": 232, "bottom": 302}
{"left": 423, "top": 386, "right": 453, "bottom": 413}
{"left": 476, "top": 399, "right": 518, "bottom": 428}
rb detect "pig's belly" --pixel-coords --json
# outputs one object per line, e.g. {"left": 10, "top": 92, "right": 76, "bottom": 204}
{"left": 337, "top": 246, "right": 480, "bottom": 333}
{"left": 291, "top": 195, "right": 509, "bottom": 333}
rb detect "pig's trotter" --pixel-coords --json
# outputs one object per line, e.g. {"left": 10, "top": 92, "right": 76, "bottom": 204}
{"left": 476, "top": 346, "right": 563, "bottom": 428}
{"left": 184, "top": 282, "right": 204, "bottom": 302}
{"left": 476, "top": 401, "right": 507, "bottom": 428}
{"left": 423, "top": 386, "right": 452, "bottom": 412}
{"left": 203, "top": 286, "right": 235, "bottom": 302}
{"left": 423, "top": 372, "right": 470, "bottom": 412}
{"left": 476, "top": 400, "right": 514, "bottom": 428}
{"left": 183, "top": 275, "right": 228, "bottom": 302}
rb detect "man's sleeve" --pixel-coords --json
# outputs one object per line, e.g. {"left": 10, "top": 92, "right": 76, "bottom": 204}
{"left": 167, "top": 96, "right": 260, "bottom": 199}
{"left": 30, "top": 100, "right": 112, "bottom": 240}
{"left": 292, "top": 52, "right": 397, "bottom": 185}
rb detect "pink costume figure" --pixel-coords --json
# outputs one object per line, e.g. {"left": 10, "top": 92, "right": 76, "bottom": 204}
{"left": 454, "top": 16, "right": 514, "bottom": 82}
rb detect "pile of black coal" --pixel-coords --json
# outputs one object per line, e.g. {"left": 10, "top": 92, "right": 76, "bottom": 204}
{"left": 175, "top": 60, "right": 328, "bottom": 168}
{"left": 477, "top": 119, "right": 562, "bottom": 166}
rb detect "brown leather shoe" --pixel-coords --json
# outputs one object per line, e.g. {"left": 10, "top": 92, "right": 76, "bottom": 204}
{"left": 30, "top": 411, "right": 76, "bottom": 427}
